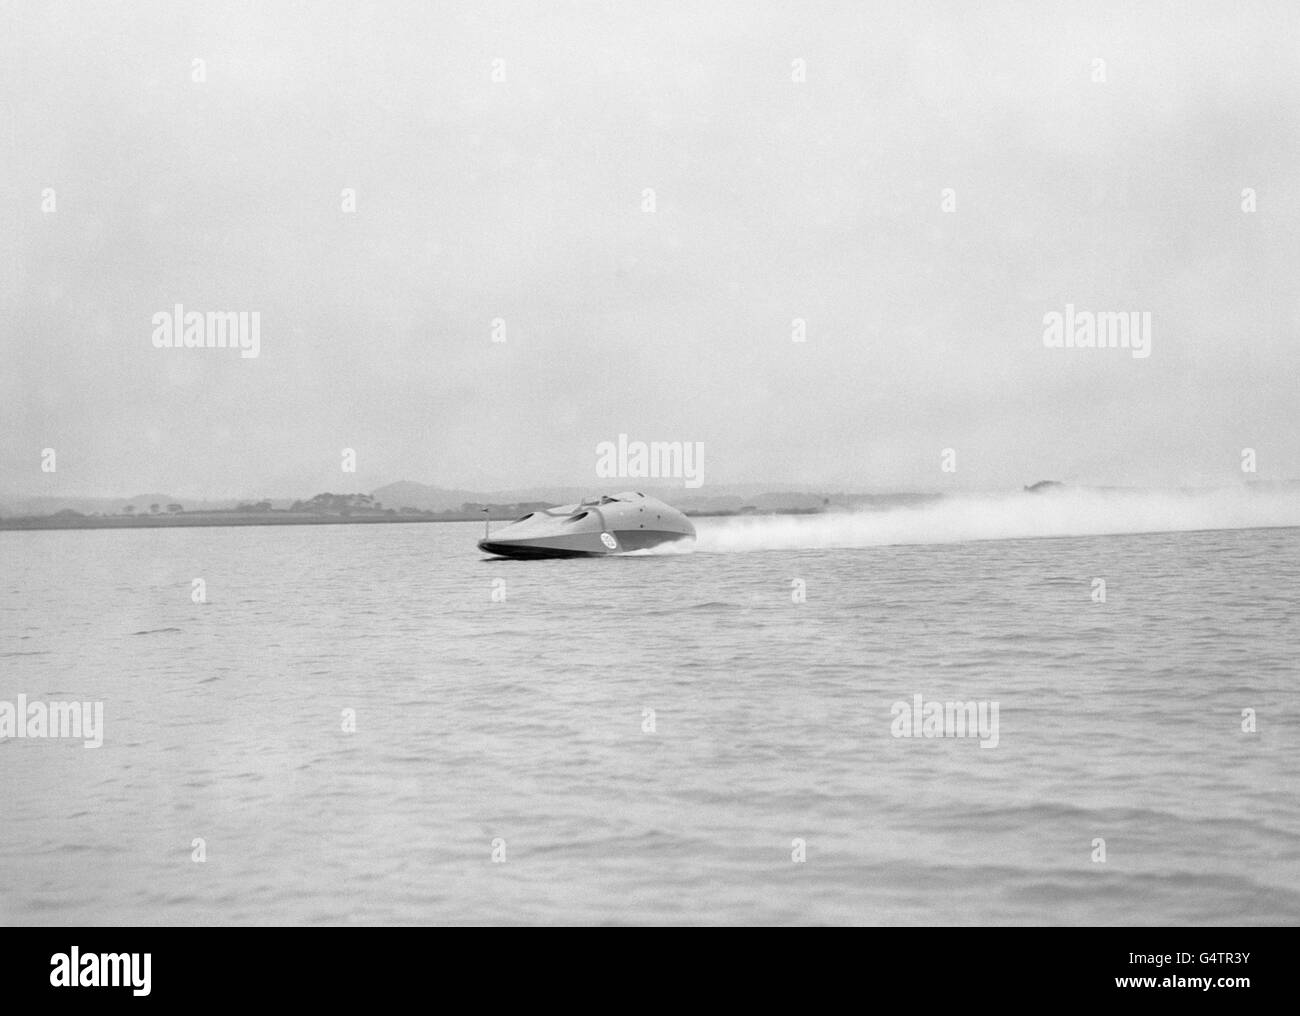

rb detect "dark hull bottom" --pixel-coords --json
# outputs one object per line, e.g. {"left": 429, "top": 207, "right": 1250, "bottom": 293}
{"left": 478, "top": 530, "right": 691, "bottom": 559}
{"left": 477, "top": 541, "right": 601, "bottom": 559}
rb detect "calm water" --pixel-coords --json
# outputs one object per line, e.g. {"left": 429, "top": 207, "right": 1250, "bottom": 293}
{"left": 2, "top": 520, "right": 1298, "bottom": 925}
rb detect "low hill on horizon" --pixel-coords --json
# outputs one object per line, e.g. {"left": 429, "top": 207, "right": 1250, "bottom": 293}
{"left": 0, "top": 494, "right": 242, "bottom": 517}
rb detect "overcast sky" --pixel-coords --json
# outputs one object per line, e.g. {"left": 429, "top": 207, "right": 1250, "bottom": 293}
{"left": 2, "top": 0, "right": 1297, "bottom": 498}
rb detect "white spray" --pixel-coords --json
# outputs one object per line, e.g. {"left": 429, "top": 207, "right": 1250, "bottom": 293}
{"left": 681, "top": 486, "right": 1300, "bottom": 554}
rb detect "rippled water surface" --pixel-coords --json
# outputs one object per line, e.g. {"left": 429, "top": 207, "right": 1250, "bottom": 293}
{"left": 2, "top": 520, "right": 1297, "bottom": 924}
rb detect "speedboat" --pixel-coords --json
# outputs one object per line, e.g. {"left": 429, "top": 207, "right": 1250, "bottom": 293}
{"left": 477, "top": 492, "right": 695, "bottom": 558}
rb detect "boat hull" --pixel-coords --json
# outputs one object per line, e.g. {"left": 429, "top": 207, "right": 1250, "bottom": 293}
{"left": 476, "top": 492, "right": 695, "bottom": 559}
{"left": 478, "top": 528, "right": 692, "bottom": 559}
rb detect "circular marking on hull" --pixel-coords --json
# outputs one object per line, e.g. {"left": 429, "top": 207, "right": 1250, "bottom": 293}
{"left": 600, "top": 532, "right": 618, "bottom": 550}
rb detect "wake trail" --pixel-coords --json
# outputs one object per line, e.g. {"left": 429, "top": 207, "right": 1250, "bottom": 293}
{"left": 684, "top": 486, "right": 1300, "bottom": 553}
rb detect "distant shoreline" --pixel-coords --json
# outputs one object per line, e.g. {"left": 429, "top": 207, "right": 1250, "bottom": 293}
{"left": 0, "top": 512, "right": 475, "bottom": 531}
{"left": 0, "top": 507, "right": 828, "bottom": 532}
